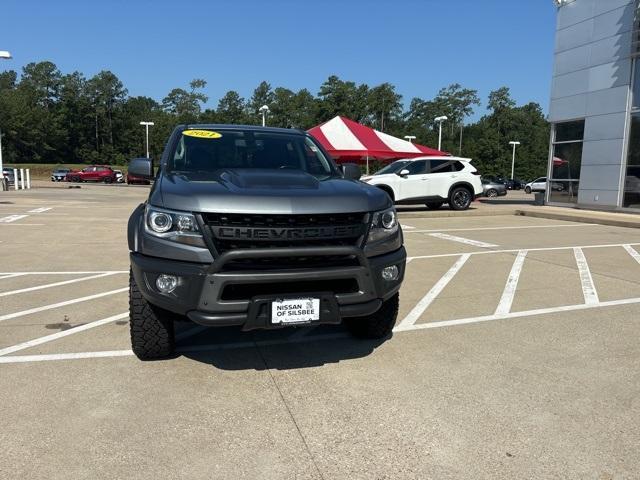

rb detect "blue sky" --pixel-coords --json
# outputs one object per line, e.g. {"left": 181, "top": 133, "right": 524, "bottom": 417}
{"left": 1, "top": 0, "right": 557, "bottom": 119}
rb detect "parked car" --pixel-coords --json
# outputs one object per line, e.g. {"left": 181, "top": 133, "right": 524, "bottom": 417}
{"left": 127, "top": 158, "right": 152, "bottom": 185}
{"left": 361, "top": 156, "right": 483, "bottom": 211}
{"left": 65, "top": 165, "right": 117, "bottom": 183}
{"left": 113, "top": 169, "right": 125, "bottom": 183}
{"left": 2, "top": 167, "right": 15, "bottom": 186}
{"left": 51, "top": 168, "right": 71, "bottom": 182}
{"left": 524, "top": 177, "right": 547, "bottom": 194}
{"left": 504, "top": 178, "right": 523, "bottom": 190}
{"left": 481, "top": 178, "right": 508, "bottom": 197}
{"left": 524, "top": 177, "right": 565, "bottom": 194}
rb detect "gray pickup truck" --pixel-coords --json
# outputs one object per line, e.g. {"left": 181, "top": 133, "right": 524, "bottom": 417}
{"left": 127, "top": 125, "right": 406, "bottom": 359}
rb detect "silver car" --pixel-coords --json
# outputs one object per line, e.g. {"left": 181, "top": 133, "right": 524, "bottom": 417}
{"left": 51, "top": 168, "right": 71, "bottom": 182}
{"left": 481, "top": 178, "right": 507, "bottom": 197}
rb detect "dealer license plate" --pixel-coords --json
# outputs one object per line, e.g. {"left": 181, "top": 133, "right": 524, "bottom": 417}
{"left": 271, "top": 297, "right": 320, "bottom": 324}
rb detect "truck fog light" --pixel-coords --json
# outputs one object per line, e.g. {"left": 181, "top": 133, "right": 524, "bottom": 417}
{"left": 381, "top": 265, "right": 399, "bottom": 281}
{"left": 156, "top": 274, "right": 178, "bottom": 293}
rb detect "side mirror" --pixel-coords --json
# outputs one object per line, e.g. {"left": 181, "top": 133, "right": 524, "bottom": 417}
{"left": 341, "top": 163, "right": 361, "bottom": 181}
{"left": 128, "top": 158, "right": 153, "bottom": 179}
{"left": 397, "top": 169, "right": 410, "bottom": 177}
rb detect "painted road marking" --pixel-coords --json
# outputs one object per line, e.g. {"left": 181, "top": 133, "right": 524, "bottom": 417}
{"left": 3, "top": 297, "right": 640, "bottom": 364}
{"left": 0, "top": 215, "right": 28, "bottom": 223}
{"left": 495, "top": 250, "right": 528, "bottom": 315}
{"left": 0, "top": 270, "right": 128, "bottom": 276}
{"left": 401, "top": 224, "right": 415, "bottom": 230}
{"left": 0, "top": 350, "right": 134, "bottom": 364}
{"left": 0, "top": 313, "right": 128, "bottom": 357}
{"left": 624, "top": 244, "right": 640, "bottom": 265}
{"left": 398, "top": 254, "right": 471, "bottom": 328}
{"left": 0, "top": 287, "right": 128, "bottom": 323}
{"left": 404, "top": 224, "right": 598, "bottom": 234}
{"left": 27, "top": 207, "right": 52, "bottom": 213}
{"left": 408, "top": 242, "right": 640, "bottom": 262}
{"left": 0, "top": 273, "right": 25, "bottom": 280}
{"left": 394, "top": 297, "right": 640, "bottom": 333}
{"left": 573, "top": 247, "right": 599, "bottom": 305}
{"left": 0, "top": 272, "right": 121, "bottom": 297}
{"left": 428, "top": 232, "right": 498, "bottom": 248}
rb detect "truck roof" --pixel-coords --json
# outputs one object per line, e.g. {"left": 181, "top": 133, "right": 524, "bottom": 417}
{"left": 180, "top": 124, "right": 307, "bottom": 135}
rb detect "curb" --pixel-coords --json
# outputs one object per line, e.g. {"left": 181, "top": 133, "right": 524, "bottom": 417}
{"left": 515, "top": 209, "right": 640, "bottom": 229}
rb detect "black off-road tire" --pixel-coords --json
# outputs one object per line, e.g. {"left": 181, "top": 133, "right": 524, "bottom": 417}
{"left": 425, "top": 201, "right": 444, "bottom": 210}
{"left": 129, "top": 272, "right": 175, "bottom": 360}
{"left": 345, "top": 292, "right": 399, "bottom": 339}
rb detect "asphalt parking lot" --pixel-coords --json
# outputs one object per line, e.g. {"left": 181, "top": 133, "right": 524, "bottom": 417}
{"left": 2, "top": 185, "right": 640, "bottom": 479}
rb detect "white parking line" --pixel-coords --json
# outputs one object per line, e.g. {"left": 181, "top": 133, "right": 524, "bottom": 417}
{"left": 495, "top": 250, "right": 528, "bottom": 315}
{"left": 0, "top": 350, "right": 134, "bottom": 364}
{"left": 573, "top": 247, "right": 599, "bottom": 304}
{"left": 0, "top": 273, "right": 25, "bottom": 280}
{"left": 0, "top": 270, "right": 128, "bottom": 275}
{"left": 408, "top": 242, "right": 640, "bottom": 261}
{"left": 404, "top": 224, "right": 598, "bottom": 233}
{"left": 394, "top": 296, "right": 640, "bottom": 332}
{"left": 428, "top": 232, "right": 498, "bottom": 248}
{"left": 398, "top": 254, "right": 471, "bottom": 329}
{"left": 401, "top": 224, "right": 415, "bottom": 230}
{"left": 4, "top": 294, "right": 640, "bottom": 364}
{"left": 0, "top": 288, "right": 128, "bottom": 323}
{"left": 0, "top": 313, "right": 128, "bottom": 357}
{"left": 624, "top": 244, "right": 640, "bottom": 265}
{"left": 0, "top": 272, "right": 121, "bottom": 297}
{"left": 27, "top": 207, "right": 52, "bottom": 213}
{"left": 0, "top": 333, "right": 352, "bottom": 364}
{"left": 0, "top": 215, "right": 28, "bottom": 223}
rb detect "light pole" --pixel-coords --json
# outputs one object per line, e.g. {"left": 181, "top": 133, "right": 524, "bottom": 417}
{"left": 258, "top": 105, "right": 270, "bottom": 127}
{"left": 509, "top": 141, "right": 520, "bottom": 179}
{"left": 0, "top": 50, "right": 12, "bottom": 187}
{"left": 434, "top": 116, "right": 448, "bottom": 151}
{"left": 139, "top": 121, "right": 154, "bottom": 158}
{"left": 404, "top": 135, "right": 416, "bottom": 143}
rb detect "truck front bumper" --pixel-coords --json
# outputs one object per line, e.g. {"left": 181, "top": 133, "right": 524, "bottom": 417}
{"left": 130, "top": 246, "right": 406, "bottom": 330}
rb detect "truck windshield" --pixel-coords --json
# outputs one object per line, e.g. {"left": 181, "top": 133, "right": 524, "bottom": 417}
{"left": 374, "top": 160, "right": 411, "bottom": 175}
{"left": 168, "top": 129, "right": 337, "bottom": 178}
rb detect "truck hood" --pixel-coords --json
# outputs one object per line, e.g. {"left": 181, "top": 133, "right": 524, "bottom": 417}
{"left": 150, "top": 169, "right": 391, "bottom": 214}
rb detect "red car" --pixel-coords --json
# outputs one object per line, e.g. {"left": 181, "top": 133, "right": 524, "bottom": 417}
{"left": 66, "top": 166, "right": 117, "bottom": 183}
{"left": 126, "top": 172, "right": 151, "bottom": 185}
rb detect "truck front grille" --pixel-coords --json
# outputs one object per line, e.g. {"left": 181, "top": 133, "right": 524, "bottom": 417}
{"left": 202, "top": 212, "right": 368, "bottom": 254}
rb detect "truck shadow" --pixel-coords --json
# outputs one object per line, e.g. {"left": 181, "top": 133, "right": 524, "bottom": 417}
{"left": 175, "top": 324, "right": 389, "bottom": 370}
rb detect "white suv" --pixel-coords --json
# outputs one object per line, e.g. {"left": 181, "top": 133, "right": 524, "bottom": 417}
{"left": 361, "top": 156, "right": 483, "bottom": 210}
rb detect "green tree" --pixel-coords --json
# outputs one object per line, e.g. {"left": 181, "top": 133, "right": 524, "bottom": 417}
{"left": 162, "top": 79, "right": 208, "bottom": 120}
{"left": 216, "top": 91, "right": 247, "bottom": 124}
{"left": 317, "top": 75, "right": 369, "bottom": 123}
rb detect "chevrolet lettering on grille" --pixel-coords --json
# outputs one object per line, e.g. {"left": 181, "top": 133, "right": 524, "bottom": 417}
{"left": 212, "top": 225, "right": 364, "bottom": 241}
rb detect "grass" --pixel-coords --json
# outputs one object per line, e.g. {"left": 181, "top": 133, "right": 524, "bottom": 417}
{"left": 4, "top": 163, "right": 128, "bottom": 180}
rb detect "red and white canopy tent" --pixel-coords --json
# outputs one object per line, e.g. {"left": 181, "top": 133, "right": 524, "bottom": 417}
{"left": 308, "top": 116, "right": 447, "bottom": 173}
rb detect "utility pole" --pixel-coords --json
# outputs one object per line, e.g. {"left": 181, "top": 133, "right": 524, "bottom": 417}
{"left": 434, "top": 116, "right": 448, "bottom": 151}
{"left": 0, "top": 50, "right": 12, "bottom": 187}
{"left": 509, "top": 141, "right": 521, "bottom": 179}
{"left": 140, "top": 121, "right": 154, "bottom": 158}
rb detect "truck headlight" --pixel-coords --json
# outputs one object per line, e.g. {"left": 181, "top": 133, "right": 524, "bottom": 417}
{"left": 145, "top": 206, "right": 205, "bottom": 246}
{"left": 367, "top": 207, "right": 398, "bottom": 243}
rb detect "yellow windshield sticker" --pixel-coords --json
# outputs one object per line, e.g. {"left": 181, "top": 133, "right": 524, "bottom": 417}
{"left": 183, "top": 130, "right": 222, "bottom": 139}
